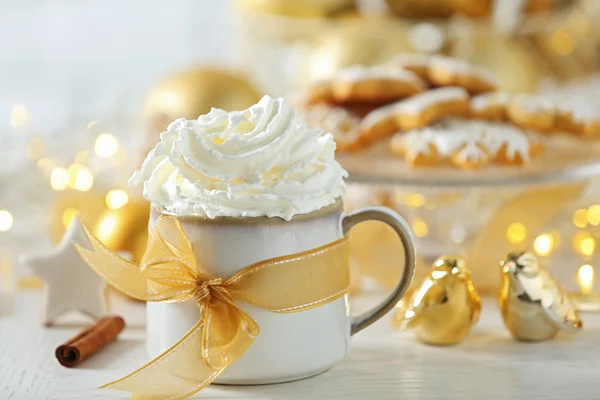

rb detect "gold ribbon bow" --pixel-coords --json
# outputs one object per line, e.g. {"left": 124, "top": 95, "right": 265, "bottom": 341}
{"left": 75, "top": 215, "right": 350, "bottom": 400}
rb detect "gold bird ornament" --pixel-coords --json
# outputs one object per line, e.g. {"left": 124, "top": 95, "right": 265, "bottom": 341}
{"left": 499, "top": 252, "right": 583, "bottom": 341}
{"left": 392, "top": 256, "right": 481, "bottom": 345}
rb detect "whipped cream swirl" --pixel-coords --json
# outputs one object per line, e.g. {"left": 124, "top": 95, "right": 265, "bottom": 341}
{"left": 130, "top": 96, "right": 348, "bottom": 220}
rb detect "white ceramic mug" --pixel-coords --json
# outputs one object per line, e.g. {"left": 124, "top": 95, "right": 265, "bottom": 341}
{"left": 146, "top": 200, "right": 416, "bottom": 385}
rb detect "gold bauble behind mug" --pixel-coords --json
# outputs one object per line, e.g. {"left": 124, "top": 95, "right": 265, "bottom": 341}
{"left": 50, "top": 192, "right": 149, "bottom": 262}
{"left": 142, "top": 67, "right": 262, "bottom": 141}
{"left": 93, "top": 201, "right": 149, "bottom": 259}
{"left": 49, "top": 191, "right": 107, "bottom": 244}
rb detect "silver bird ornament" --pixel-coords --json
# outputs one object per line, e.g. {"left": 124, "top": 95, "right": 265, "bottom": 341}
{"left": 499, "top": 251, "right": 583, "bottom": 341}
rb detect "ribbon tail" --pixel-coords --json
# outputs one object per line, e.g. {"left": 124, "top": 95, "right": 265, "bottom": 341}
{"left": 74, "top": 223, "right": 150, "bottom": 301}
{"left": 102, "top": 318, "right": 222, "bottom": 400}
{"left": 102, "top": 300, "right": 259, "bottom": 400}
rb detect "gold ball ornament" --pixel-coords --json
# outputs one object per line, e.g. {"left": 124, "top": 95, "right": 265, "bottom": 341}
{"left": 235, "top": 0, "right": 357, "bottom": 18}
{"left": 50, "top": 192, "right": 149, "bottom": 260}
{"left": 299, "top": 18, "right": 415, "bottom": 85}
{"left": 142, "top": 67, "right": 262, "bottom": 140}
{"left": 385, "top": 0, "right": 492, "bottom": 19}
{"left": 449, "top": 25, "right": 543, "bottom": 94}
{"left": 49, "top": 191, "right": 107, "bottom": 244}
{"left": 93, "top": 200, "right": 149, "bottom": 256}
{"left": 525, "top": 6, "right": 600, "bottom": 81}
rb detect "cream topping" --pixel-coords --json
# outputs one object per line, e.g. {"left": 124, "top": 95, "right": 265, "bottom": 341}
{"left": 130, "top": 96, "right": 348, "bottom": 220}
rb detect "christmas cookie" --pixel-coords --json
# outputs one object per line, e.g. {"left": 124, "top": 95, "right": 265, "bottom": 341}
{"left": 331, "top": 65, "right": 427, "bottom": 104}
{"left": 428, "top": 55, "right": 498, "bottom": 95}
{"left": 390, "top": 131, "right": 440, "bottom": 167}
{"left": 393, "top": 87, "right": 470, "bottom": 130}
{"left": 390, "top": 119, "right": 534, "bottom": 168}
{"left": 359, "top": 102, "right": 402, "bottom": 145}
{"left": 477, "top": 123, "right": 533, "bottom": 165}
{"left": 307, "top": 81, "right": 333, "bottom": 104}
{"left": 557, "top": 104, "right": 600, "bottom": 138}
{"left": 507, "top": 95, "right": 555, "bottom": 132}
{"left": 470, "top": 92, "right": 509, "bottom": 121}
{"left": 525, "top": 131, "right": 545, "bottom": 157}
{"left": 296, "top": 102, "right": 362, "bottom": 152}
{"left": 386, "top": 53, "right": 431, "bottom": 79}
{"left": 450, "top": 142, "right": 490, "bottom": 169}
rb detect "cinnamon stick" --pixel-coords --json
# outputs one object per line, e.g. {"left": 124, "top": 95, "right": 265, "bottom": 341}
{"left": 55, "top": 315, "right": 125, "bottom": 367}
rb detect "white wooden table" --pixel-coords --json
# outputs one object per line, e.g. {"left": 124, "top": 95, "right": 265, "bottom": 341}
{"left": 2, "top": 290, "right": 599, "bottom": 400}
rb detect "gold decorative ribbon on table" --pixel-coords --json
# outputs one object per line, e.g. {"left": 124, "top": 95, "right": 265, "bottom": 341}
{"left": 75, "top": 215, "right": 350, "bottom": 400}
{"left": 466, "top": 184, "right": 586, "bottom": 292}
{"left": 354, "top": 184, "right": 586, "bottom": 293}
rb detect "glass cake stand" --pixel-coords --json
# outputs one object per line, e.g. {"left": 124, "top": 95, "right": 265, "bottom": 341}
{"left": 339, "top": 134, "right": 600, "bottom": 298}
{"left": 339, "top": 135, "right": 600, "bottom": 189}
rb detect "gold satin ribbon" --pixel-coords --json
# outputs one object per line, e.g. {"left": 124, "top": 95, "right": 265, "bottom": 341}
{"left": 75, "top": 215, "right": 350, "bottom": 400}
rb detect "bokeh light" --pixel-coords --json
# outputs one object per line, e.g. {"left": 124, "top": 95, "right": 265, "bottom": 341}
{"left": 26, "top": 138, "right": 44, "bottom": 160}
{"left": 106, "top": 190, "right": 129, "bottom": 210}
{"left": 67, "top": 164, "right": 94, "bottom": 191}
{"left": 587, "top": 205, "right": 600, "bottom": 226}
{"left": 50, "top": 167, "right": 70, "bottom": 191}
{"left": 534, "top": 233, "right": 555, "bottom": 256}
{"left": 97, "top": 215, "right": 117, "bottom": 240}
{"left": 74, "top": 168, "right": 94, "bottom": 192}
{"left": 94, "top": 133, "right": 118, "bottom": 158}
{"left": 506, "top": 222, "right": 527, "bottom": 244}
{"left": 406, "top": 193, "right": 426, "bottom": 208}
{"left": 0, "top": 210, "right": 13, "bottom": 232}
{"left": 574, "top": 232, "right": 596, "bottom": 257}
{"left": 578, "top": 264, "right": 594, "bottom": 294}
{"left": 573, "top": 208, "right": 588, "bottom": 228}
{"left": 412, "top": 218, "right": 428, "bottom": 238}
{"left": 10, "top": 104, "right": 28, "bottom": 127}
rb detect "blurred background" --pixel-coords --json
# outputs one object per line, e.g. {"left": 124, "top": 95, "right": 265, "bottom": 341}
{"left": 2, "top": 0, "right": 600, "bottom": 302}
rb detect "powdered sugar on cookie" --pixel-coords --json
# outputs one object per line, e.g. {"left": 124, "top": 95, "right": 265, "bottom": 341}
{"left": 510, "top": 95, "right": 555, "bottom": 114}
{"left": 430, "top": 55, "right": 498, "bottom": 85}
{"left": 336, "top": 65, "right": 425, "bottom": 87}
{"left": 397, "top": 87, "right": 469, "bottom": 115}
{"left": 471, "top": 92, "right": 509, "bottom": 112}
{"left": 391, "top": 119, "right": 533, "bottom": 167}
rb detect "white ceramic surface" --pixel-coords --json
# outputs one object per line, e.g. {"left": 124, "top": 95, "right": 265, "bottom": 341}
{"left": 146, "top": 207, "right": 351, "bottom": 384}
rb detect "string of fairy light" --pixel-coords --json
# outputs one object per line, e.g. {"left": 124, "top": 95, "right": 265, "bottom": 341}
{"left": 1, "top": 104, "right": 131, "bottom": 234}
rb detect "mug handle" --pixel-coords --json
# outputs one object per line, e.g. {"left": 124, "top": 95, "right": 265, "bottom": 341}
{"left": 341, "top": 206, "right": 416, "bottom": 335}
